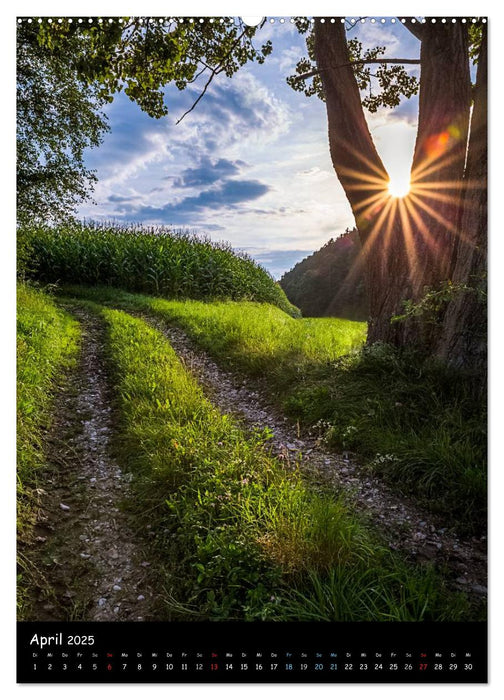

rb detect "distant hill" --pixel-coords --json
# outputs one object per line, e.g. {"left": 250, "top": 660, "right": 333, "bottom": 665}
{"left": 279, "top": 228, "right": 369, "bottom": 320}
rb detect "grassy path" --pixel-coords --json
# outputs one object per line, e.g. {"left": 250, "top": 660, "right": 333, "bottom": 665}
{"left": 18, "top": 287, "right": 484, "bottom": 622}
{"left": 137, "top": 314, "right": 487, "bottom": 601}
{"left": 94, "top": 305, "right": 475, "bottom": 621}
{"left": 19, "top": 305, "right": 165, "bottom": 621}
{"left": 58, "top": 285, "right": 487, "bottom": 536}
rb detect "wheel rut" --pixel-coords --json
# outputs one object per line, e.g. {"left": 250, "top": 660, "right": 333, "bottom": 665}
{"left": 138, "top": 314, "right": 487, "bottom": 602}
{"left": 28, "top": 308, "right": 160, "bottom": 621}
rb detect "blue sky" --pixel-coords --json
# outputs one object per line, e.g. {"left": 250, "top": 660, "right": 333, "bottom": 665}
{"left": 78, "top": 18, "right": 421, "bottom": 279}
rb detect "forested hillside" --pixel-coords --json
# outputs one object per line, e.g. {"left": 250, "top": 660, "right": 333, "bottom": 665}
{"left": 279, "top": 229, "right": 368, "bottom": 320}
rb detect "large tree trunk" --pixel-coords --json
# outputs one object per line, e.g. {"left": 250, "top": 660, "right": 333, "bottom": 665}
{"left": 313, "top": 19, "right": 474, "bottom": 353}
{"left": 436, "top": 28, "right": 487, "bottom": 371}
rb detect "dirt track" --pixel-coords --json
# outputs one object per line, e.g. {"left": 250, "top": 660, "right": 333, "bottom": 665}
{"left": 27, "top": 309, "right": 160, "bottom": 621}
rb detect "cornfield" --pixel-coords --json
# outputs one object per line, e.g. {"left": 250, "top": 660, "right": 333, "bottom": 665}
{"left": 19, "top": 221, "right": 300, "bottom": 316}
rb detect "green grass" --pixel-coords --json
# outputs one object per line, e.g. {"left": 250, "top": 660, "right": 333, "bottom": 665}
{"left": 19, "top": 221, "right": 299, "bottom": 316}
{"left": 17, "top": 282, "right": 81, "bottom": 616}
{"left": 59, "top": 285, "right": 486, "bottom": 535}
{"left": 57, "top": 285, "right": 366, "bottom": 379}
{"left": 18, "top": 220, "right": 486, "bottom": 535}
{"left": 144, "top": 299, "right": 366, "bottom": 375}
{"left": 98, "top": 305, "right": 472, "bottom": 621}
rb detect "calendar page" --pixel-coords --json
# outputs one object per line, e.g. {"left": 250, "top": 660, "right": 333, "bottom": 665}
{"left": 16, "top": 13, "right": 488, "bottom": 684}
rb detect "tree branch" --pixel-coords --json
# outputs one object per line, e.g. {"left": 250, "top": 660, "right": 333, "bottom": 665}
{"left": 175, "top": 69, "right": 216, "bottom": 124}
{"left": 187, "top": 63, "right": 207, "bottom": 84}
{"left": 176, "top": 25, "right": 252, "bottom": 124}
{"left": 294, "top": 58, "right": 420, "bottom": 82}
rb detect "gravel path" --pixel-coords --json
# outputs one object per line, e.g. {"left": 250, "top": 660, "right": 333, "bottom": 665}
{"left": 143, "top": 315, "right": 487, "bottom": 602}
{"left": 31, "top": 309, "right": 159, "bottom": 621}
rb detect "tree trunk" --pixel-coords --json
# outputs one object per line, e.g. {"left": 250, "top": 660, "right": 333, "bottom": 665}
{"left": 313, "top": 19, "right": 475, "bottom": 353}
{"left": 436, "top": 28, "right": 487, "bottom": 371}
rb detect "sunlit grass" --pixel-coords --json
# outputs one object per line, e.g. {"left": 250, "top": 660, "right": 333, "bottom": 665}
{"left": 58, "top": 285, "right": 366, "bottom": 378}
{"left": 146, "top": 297, "right": 366, "bottom": 373}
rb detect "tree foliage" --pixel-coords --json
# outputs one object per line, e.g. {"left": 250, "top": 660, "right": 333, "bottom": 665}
{"left": 17, "top": 22, "right": 109, "bottom": 223}
{"left": 286, "top": 18, "right": 419, "bottom": 112}
{"left": 36, "top": 17, "right": 273, "bottom": 118}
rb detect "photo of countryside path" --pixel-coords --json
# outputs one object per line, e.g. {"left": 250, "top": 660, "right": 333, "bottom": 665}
{"left": 17, "top": 17, "right": 487, "bottom": 624}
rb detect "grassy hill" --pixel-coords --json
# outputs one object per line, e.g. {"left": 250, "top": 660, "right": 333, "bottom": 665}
{"left": 279, "top": 228, "right": 368, "bottom": 320}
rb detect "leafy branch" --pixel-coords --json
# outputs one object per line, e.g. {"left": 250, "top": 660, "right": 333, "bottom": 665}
{"left": 391, "top": 278, "right": 487, "bottom": 325}
{"left": 287, "top": 19, "right": 419, "bottom": 112}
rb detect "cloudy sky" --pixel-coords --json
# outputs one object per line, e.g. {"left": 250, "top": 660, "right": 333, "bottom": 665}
{"left": 79, "top": 18, "right": 421, "bottom": 279}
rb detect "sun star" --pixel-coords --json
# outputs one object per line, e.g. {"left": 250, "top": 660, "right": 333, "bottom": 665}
{"left": 388, "top": 176, "right": 411, "bottom": 198}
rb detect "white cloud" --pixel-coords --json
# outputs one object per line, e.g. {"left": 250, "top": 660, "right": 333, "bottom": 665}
{"left": 356, "top": 23, "right": 403, "bottom": 55}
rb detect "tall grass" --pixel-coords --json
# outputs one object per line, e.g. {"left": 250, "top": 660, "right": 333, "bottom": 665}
{"left": 145, "top": 299, "right": 366, "bottom": 376}
{"left": 57, "top": 286, "right": 366, "bottom": 380}
{"left": 284, "top": 343, "right": 487, "bottom": 533}
{"left": 17, "top": 283, "right": 81, "bottom": 615}
{"left": 19, "top": 221, "right": 299, "bottom": 316}
{"left": 99, "top": 306, "right": 471, "bottom": 621}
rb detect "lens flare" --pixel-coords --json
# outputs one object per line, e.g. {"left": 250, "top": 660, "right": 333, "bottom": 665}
{"left": 388, "top": 176, "right": 411, "bottom": 198}
{"left": 326, "top": 132, "right": 478, "bottom": 295}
